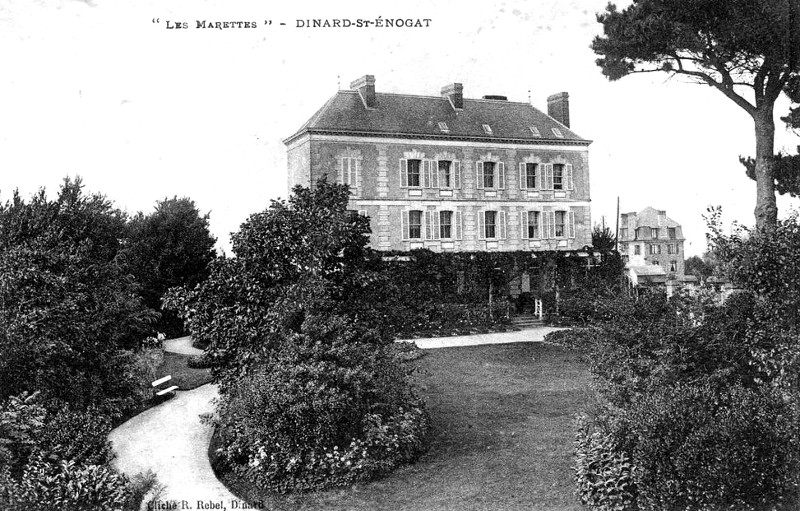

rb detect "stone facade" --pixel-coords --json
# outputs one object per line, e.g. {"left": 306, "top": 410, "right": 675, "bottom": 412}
{"left": 284, "top": 76, "right": 593, "bottom": 253}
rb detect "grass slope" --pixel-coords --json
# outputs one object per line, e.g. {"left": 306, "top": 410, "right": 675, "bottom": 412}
{"left": 157, "top": 352, "right": 212, "bottom": 390}
{"left": 219, "top": 342, "right": 592, "bottom": 511}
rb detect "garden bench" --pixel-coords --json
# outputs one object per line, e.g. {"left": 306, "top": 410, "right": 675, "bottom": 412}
{"left": 151, "top": 375, "right": 179, "bottom": 397}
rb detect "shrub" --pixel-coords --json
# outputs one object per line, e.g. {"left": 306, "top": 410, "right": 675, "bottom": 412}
{"left": 1, "top": 453, "right": 132, "bottom": 511}
{"left": 574, "top": 414, "right": 636, "bottom": 511}
{"left": 187, "top": 353, "right": 213, "bottom": 369}
{"left": 627, "top": 383, "right": 800, "bottom": 511}
{"left": 38, "top": 407, "right": 113, "bottom": 466}
{"left": 212, "top": 316, "right": 429, "bottom": 493}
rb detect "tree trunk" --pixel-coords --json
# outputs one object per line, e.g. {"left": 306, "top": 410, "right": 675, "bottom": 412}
{"left": 752, "top": 107, "right": 778, "bottom": 230}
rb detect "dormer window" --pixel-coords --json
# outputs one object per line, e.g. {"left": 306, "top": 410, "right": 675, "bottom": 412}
{"left": 482, "top": 124, "right": 493, "bottom": 135}
{"left": 529, "top": 126, "right": 541, "bottom": 137}
{"left": 438, "top": 122, "right": 449, "bottom": 133}
{"left": 551, "top": 128, "right": 564, "bottom": 138}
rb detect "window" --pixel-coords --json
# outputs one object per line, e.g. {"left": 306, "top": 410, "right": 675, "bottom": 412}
{"left": 476, "top": 160, "right": 504, "bottom": 190}
{"left": 440, "top": 211, "right": 453, "bottom": 239}
{"left": 408, "top": 210, "right": 422, "bottom": 239}
{"left": 483, "top": 161, "right": 495, "bottom": 188}
{"left": 648, "top": 244, "right": 662, "bottom": 255}
{"left": 529, "top": 126, "right": 541, "bottom": 137}
{"left": 667, "top": 244, "right": 675, "bottom": 255}
{"left": 437, "top": 122, "right": 449, "bottom": 133}
{"left": 651, "top": 228, "right": 658, "bottom": 239}
{"left": 525, "top": 163, "right": 537, "bottom": 189}
{"left": 670, "top": 260, "right": 677, "bottom": 272}
{"left": 553, "top": 164, "right": 565, "bottom": 190}
{"left": 407, "top": 159, "right": 421, "bottom": 187}
{"left": 539, "top": 163, "right": 573, "bottom": 190}
{"left": 668, "top": 227, "right": 676, "bottom": 239}
{"left": 485, "top": 211, "right": 497, "bottom": 238}
{"left": 528, "top": 211, "right": 540, "bottom": 239}
{"left": 554, "top": 211, "right": 566, "bottom": 237}
{"left": 439, "top": 160, "right": 452, "bottom": 188}
{"left": 341, "top": 157, "right": 357, "bottom": 186}
{"left": 619, "top": 228, "right": 628, "bottom": 240}
{"left": 551, "top": 127, "right": 564, "bottom": 138}
{"left": 634, "top": 245, "right": 641, "bottom": 255}
{"left": 482, "top": 124, "right": 493, "bottom": 135}
{"left": 480, "top": 210, "right": 507, "bottom": 240}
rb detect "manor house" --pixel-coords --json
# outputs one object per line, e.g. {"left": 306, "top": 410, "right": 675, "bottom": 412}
{"left": 284, "top": 75, "right": 593, "bottom": 253}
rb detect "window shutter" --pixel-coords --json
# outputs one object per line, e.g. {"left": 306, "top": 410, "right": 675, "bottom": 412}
{"left": 476, "top": 161, "right": 485, "bottom": 190}
{"left": 454, "top": 161, "right": 462, "bottom": 189}
{"left": 551, "top": 211, "right": 557, "bottom": 238}
{"left": 355, "top": 159, "right": 362, "bottom": 193}
{"left": 546, "top": 164, "right": 554, "bottom": 190}
{"left": 519, "top": 163, "right": 527, "bottom": 190}
{"left": 535, "top": 164, "right": 541, "bottom": 189}
{"left": 424, "top": 211, "right": 432, "bottom": 240}
{"left": 338, "top": 158, "right": 345, "bottom": 184}
{"left": 498, "top": 162, "right": 506, "bottom": 189}
{"left": 478, "top": 211, "right": 486, "bottom": 240}
{"left": 433, "top": 210, "right": 441, "bottom": 240}
{"left": 454, "top": 211, "right": 463, "bottom": 240}
{"left": 401, "top": 210, "right": 409, "bottom": 240}
{"left": 499, "top": 211, "right": 507, "bottom": 239}
{"left": 431, "top": 160, "right": 439, "bottom": 188}
{"left": 422, "top": 160, "right": 429, "bottom": 188}
{"left": 521, "top": 211, "right": 529, "bottom": 239}
{"left": 569, "top": 210, "right": 576, "bottom": 239}
{"left": 400, "top": 159, "right": 408, "bottom": 187}
{"left": 565, "top": 163, "right": 574, "bottom": 191}
{"left": 534, "top": 211, "right": 542, "bottom": 239}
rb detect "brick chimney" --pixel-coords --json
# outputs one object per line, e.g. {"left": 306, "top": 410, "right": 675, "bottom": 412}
{"left": 442, "top": 83, "right": 463, "bottom": 110}
{"left": 351, "top": 75, "right": 376, "bottom": 108}
{"left": 547, "top": 92, "right": 570, "bottom": 128}
{"left": 658, "top": 210, "right": 667, "bottom": 225}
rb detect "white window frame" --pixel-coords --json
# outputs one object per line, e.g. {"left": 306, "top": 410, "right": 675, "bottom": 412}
{"left": 476, "top": 160, "right": 506, "bottom": 190}
{"left": 520, "top": 210, "right": 542, "bottom": 240}
{"left": 478, "top": 210, "right": 507, "bottom": 240}
{"left": 438, "top": 160, "right": 462, "bottom": 189}
{"left": 519, "top": 162, "right": 540, "bottom": 190}
{"left": 401, "top": 210, "right": 424, "bottom": 240}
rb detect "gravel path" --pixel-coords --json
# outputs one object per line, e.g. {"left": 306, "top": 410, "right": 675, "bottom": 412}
{"left": 109, "top": 338, "right": 236, "bottom": 508}
{"left": 406, "top": 326, "right": 561, "bottom": 349}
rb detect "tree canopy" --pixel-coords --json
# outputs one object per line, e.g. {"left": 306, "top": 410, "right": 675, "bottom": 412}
{"left": 125, "top": 197, "right": 216, "bottom": 336}
{"left": 593, "top": 0, "right": 800, "bottom": 229}
{"left": 0, "top": 178, "right": 157, "bottom": 411}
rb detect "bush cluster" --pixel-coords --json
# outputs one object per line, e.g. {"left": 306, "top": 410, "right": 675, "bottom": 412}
{"left": 211, "top": 316, "right": 429, "bottom": 493}
{"left": 0, "top": 393, "right": 159, "bottom": 511}
{"left": 560, "top": 281, "right": 800, "bottom": 509}
{"left": 0, "top": 180, "right": 167, "bottom": 510}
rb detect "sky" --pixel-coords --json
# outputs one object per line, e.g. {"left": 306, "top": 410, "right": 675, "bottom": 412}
{"left": 1, "top": 0, "right": 798, "bottom": 257}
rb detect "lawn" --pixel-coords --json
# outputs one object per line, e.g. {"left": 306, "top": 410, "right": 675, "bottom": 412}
{"left": 156, "top": 351, "right": 212, "bottom": 390}
{"left": 218, "top": 342, "right": 594, "bottom": 511}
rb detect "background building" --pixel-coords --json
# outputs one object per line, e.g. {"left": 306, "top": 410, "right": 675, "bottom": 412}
{"left": 285, "top": 75, "right": 592, "bottom": 253}
{"left": 618, "top": 207, "right": 686, "bottom": 285}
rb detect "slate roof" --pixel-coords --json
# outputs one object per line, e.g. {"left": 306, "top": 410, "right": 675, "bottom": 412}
{"left": 284, "top": 90, "right": 590, "bottom": 145}
{"left": 628, "top": 207, "right": 681, "bottom": 229}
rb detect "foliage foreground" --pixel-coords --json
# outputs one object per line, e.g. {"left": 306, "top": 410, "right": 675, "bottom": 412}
{"left": 550, "top": 212, "right": 800, "bottom": 511}
{"left": 0, "top": 179, "right": 166, "bottom": 510}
